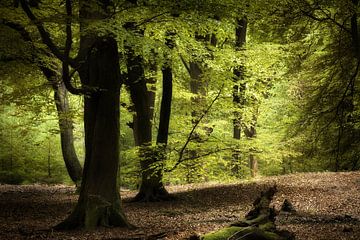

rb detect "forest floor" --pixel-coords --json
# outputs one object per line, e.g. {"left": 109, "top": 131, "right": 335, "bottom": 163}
{"left": 0, "top": 171, "right": 359, "bottom": 240}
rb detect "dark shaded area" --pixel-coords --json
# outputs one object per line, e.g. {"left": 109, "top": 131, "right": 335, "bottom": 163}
{"left": 0, "top": 172, "right": 359, "bottom": 239}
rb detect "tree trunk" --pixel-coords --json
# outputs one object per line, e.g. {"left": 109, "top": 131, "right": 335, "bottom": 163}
{"left": 134, "top": 54, "right": 174, "bottom": 201}
{"left": 244, "top": 122, "right": 258, "bottom": 178}
{"left": 55, "top": 36, "right": 130, "bottom": 230}
{"left": 125, "top": 46, "right": 167, "bottom": 202}
{"left": 249, "top": 154, "right": 258, "bottom": 178}
{"left": 181, "top": 32, "right": 217, "bottom": 182}
{"left": 232, "top": 17, "right": 247, "bottom": 174}
{"left": 41, "top": 62, "right": 83, "bottom": 186}
{"left": 53, "top": 79, "right": 83, "bottom": 185}
{"left": 187, "top": 61, "right": 205, "bottom": 182}
{"left": 130, "top": 34, "right": 174, "bottom": 202}
{"left": 17, "top": 0, "right": 130, "bottom": 229}
{"left": 2, "top": 19, "right": 83, "bottom": 185}
{"left": 126, "top": 47, "right": 152, "bottom": 147}
{"left": 157, "top": 63, "right": 173, "bottom": 146}
{"left": 41, "top": 66, "right": 83, "bottom": 184}
{"left": 233, "top": 17, "right": 247, "bottom": 139}
{"left": 40, "top": 66, "right": 84, "bottom": 185}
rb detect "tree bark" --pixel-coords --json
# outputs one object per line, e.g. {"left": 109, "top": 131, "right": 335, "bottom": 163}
{"left": 157, "top": 64, "right": 173, "bottom": 146}
{"left": 125, "top": 46, "right": 167, "bottom": 202}
{"left": 232, "top": 17, "right": 247, "bottom": 174}
{"left": 56, "top": 0, "right": 130, "bottom": 229}
{"left": 126, "top": 47, "right": 152, "bottom": 147}
{"left": 2, "top": 20, "right": 83, "bottom": 185}
{"left": 18, "top": 0, "right": 130, "bottom": 229}
{"left": 44, "top": 68, "right": 83, "bottom": 185}
{"left": 181, "top": 32, "right": 217, "bottom": 182}
{"left": 130, "top": 34, "right": 174, "bottom": 202}
{"left": 244, "top": 121, "right": 258, "bottom": 178}
{"left": 56, "top": 36, "right": 130, "bottom": 229}
{"left": 134, "top": 52, "right": 174, "bottom": 201}
{"left": 37, "top": 62, "right": 84, "bottom": 185}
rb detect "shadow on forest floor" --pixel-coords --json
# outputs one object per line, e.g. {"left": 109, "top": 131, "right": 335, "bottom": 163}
{"left": 0, "top": 171, "right": 359, "bottom": 239}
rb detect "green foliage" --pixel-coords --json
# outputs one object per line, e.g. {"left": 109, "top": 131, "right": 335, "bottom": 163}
{"left": 0, "top": 0, "right": 358, "bottom": 186}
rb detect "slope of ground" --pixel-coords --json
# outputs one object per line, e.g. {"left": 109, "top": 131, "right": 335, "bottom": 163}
{"left": 0, "top": 171, "right": 359, "bottom": 239}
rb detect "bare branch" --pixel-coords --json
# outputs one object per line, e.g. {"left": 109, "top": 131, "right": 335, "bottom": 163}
{"left": 165, "top": 147, "right": 233, "bottom": 172}
{"left": 1, "top": 19, "right": 32, "bottom": 41}
{"left": 165, "top": 84, "right": 224, "bottom": 172}
{"left": 300, "top": 9, "right": 351, "bottom": 34}
{"left": 134, "top": 11, "right": 170, "bottom": 28}
{"left": 179, "top": 55, "right": 191, "bottom": 74}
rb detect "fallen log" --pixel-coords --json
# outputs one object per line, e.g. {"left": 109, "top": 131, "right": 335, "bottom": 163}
{"left": 199, "top": 186, "right": 294, "bottom": 240}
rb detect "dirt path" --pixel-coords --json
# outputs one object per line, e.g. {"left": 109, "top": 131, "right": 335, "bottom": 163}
{"left": 0, "top": 171, "right": 359, "bottom": 239}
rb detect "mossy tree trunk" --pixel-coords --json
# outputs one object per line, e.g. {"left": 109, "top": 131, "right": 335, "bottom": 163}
{"left": 56, "top": 0, "right": 130, "bottom": 229}
{"left": 56, "top": 36, "right": 130, "bottom": 229}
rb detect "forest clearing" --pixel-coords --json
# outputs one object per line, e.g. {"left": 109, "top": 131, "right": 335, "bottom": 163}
{"left": 0, "top": 171, "right": 359, "bottom": 240}
{"left": 1, "top": 0, "right": 360, "bottom": 239}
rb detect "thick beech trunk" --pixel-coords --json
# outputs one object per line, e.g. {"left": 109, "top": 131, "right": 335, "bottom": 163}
{"left": 18, "top": 0, "right": 130, "bottom": 229}
{"left": 56, "top": 36, "right": 130, "bottom": 230}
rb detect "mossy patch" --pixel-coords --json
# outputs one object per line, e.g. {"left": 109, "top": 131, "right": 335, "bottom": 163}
{"left": 201, "top": 226, "right": 248, "bottom": 240}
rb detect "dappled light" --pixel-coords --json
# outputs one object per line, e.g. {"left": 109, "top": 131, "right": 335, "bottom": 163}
{"left": 0, "top": 0, "right": 359, "bottom": 239}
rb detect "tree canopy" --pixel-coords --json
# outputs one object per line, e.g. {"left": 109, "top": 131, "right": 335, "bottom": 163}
{"left": 0, "top": 0, "right": 359, "bottom": 230}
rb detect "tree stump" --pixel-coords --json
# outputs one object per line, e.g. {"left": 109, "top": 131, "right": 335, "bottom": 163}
{"left": 200, "top": 186, "right": 294, "bottom": 240}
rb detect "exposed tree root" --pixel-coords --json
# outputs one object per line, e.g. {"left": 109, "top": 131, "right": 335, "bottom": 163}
{"left": 131, "top": 187, "right": 175, "bottom": 203}
{"left": 54, "top": 196, "right": 132, "bottom": 230}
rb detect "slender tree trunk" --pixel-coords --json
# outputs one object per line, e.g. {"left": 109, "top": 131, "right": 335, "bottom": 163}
{"left": 125, "top": 46, "right": 166, "bottom": 202}
{"left": 351, "top": 0, "right": 359, "bottom": 60}
{"left": 157, "top": 61, "right": 173, "bottom": 146}
{"left": 244, "top": 121, "right": 258, "bottom": 178}
{"left": 132, "top": 68, "right": 172, "bottom": 201}
{"left": 47, "top": 138, "right": 51, "bottom": 177}
{"left": 182, "top": 32, "right": 217, "bottom": 182}
{"left": 126, "top": 47, "right": 152, "bottom": 147}
{"left": 232, "top": 17, "right": 247, "bottom": 174}
{"left": 130, "top": 34, "right": 174, "bottom": 202}
{"left": 42, "top": 67, "right": 83, "bottom": 185}
{"left": 1, "top": 19, "right": 83, "bottom": 185}
{"left": 249, "top": 154, "right": 258, "bottom": 178}
{"left": 186, "top": 61, "right": 205, "bottom": 182}
{"left": 53, "top": 80, "right": 83, "bottom": 185}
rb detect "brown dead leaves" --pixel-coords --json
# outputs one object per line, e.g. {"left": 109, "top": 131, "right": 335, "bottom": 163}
{"left": 0, "top": 172, "right": 359, "bottom": 239}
